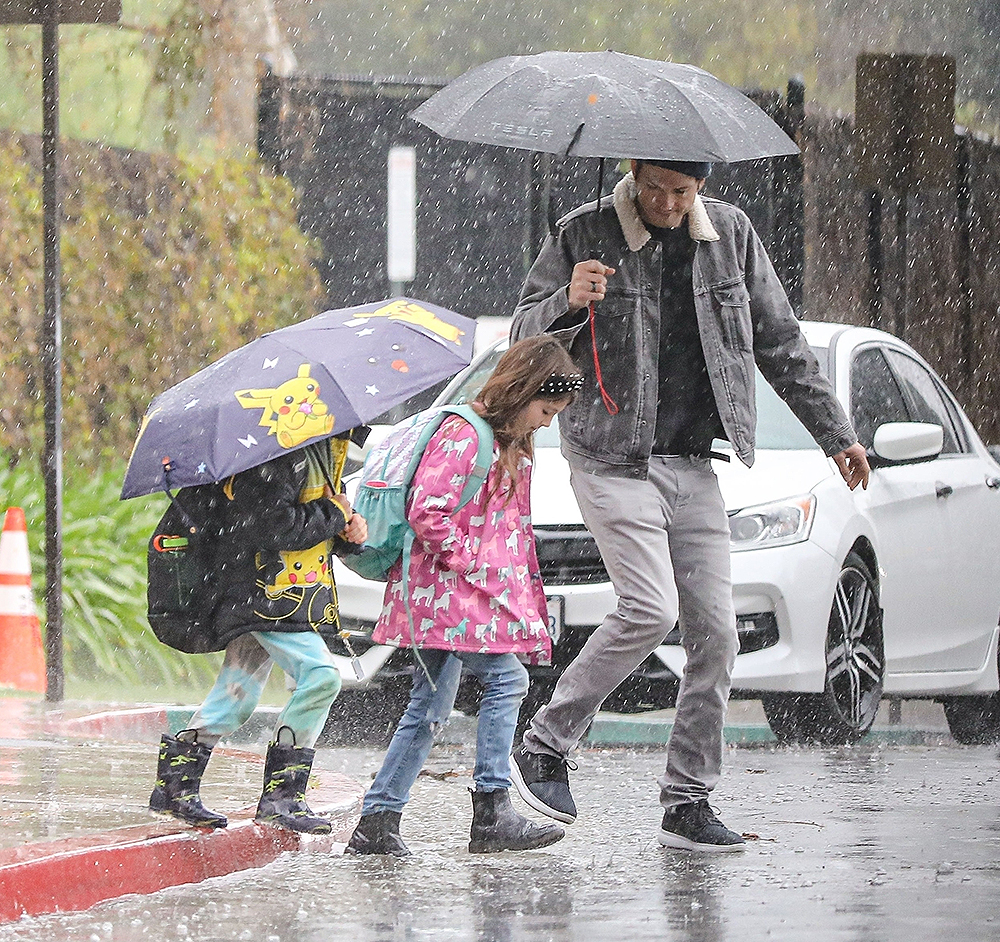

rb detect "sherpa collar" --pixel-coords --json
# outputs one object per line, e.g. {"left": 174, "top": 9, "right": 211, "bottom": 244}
{"left": 612, "top": 171, "right": 720, "bottom": 252}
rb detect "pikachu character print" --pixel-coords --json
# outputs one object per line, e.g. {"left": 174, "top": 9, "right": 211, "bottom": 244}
{"left": 256, "top": 542, "right": 337, "bottom": 629}
{"left": 344, "top": 299, "right": 466, "bottom": 345}
{"left": 236, "top": 364, "right": 335, "bottom": 449}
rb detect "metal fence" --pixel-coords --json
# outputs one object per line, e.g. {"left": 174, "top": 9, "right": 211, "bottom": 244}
{"left": 258, "top": 68, "right": 1000, "bottom": 444}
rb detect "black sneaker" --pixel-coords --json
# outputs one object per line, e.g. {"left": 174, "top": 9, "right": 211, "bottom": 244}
{"left": 658, "top": 800, "right": 746, "bottom": 852}
{"left": 509, "top": 746, "right": 577, "bottom": 824}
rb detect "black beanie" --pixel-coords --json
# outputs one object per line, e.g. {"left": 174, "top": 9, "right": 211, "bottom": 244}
{"left": 638, "top": 158, "right": 713, "bottom": 180}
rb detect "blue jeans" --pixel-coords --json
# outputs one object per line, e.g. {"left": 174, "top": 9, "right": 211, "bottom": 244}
{"left": 361, "top": 649, "right": 529, "bottom": 815}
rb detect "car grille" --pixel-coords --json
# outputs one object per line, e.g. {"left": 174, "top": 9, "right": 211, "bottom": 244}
{"left": 662, "top": 612, "right": 779, "bottom": 654}
{"left": 533, "top": 525, "right": 609, "bottom": 585}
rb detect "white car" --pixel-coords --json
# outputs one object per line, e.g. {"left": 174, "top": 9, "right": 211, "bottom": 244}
{"left": 326, "top": 321, "right": 1000, "bottom": 746}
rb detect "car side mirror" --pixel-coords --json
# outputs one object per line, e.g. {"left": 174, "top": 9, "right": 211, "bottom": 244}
{"left": 868, "top": 422, "right": 944, "bottom": 468}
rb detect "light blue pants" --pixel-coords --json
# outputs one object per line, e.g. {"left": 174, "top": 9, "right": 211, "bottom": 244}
{"left": 362, "top": 649, "right": 530, "bottom": 815}
{"left": 186, "top": 631, "right": 341, "bottom": 750}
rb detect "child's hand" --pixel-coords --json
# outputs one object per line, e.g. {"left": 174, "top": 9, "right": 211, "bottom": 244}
{"left": 341, "top": 512, "right": 368, "bottom": 544}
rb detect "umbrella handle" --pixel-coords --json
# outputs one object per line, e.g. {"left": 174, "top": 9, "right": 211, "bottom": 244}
{"left": 588, "top": 301, "right": 619, "bottom": 416}
{"left": 159, "top": 460, "right": 199, "bottom": 534}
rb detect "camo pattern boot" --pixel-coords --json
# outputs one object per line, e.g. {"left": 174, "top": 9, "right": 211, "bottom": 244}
{"left": 148, "top": 731, "right": 228, "bottom": 829}
{"left": 255, "top": 738, "right": 332, "bottom": 834}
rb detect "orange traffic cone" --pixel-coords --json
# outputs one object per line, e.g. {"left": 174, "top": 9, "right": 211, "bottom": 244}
{"left": 0, "top": 507, "right": 47, "bottom": 693}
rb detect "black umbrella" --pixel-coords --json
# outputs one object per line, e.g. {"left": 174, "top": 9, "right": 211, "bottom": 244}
{"left": 411, "top": 52, "right": 799, "bottom": 420}
{"left": 409, "top": 50, "right": 798, "bottom": 162}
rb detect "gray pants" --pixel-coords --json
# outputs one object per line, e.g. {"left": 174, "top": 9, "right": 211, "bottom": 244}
{"left": 523, "top": 455, "right": 739, "bottom": 810}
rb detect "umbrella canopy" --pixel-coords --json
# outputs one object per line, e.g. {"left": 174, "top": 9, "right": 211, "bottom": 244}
{"left": 410, "top": 51, "right": 798, "bottom": 162}
{"left": 121, "top": 297, "right": 475, "bottom": 499}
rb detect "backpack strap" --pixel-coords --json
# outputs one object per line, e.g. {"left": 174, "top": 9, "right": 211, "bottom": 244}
{"left": 437, "top": 404, "right": 495, "bottom": 509}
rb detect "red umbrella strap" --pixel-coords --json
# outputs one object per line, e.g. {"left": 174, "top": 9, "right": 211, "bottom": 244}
{"left": 589, "top": 300, "right": 619, "bottom": 415}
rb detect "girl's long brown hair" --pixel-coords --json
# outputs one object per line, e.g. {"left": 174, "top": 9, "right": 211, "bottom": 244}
{"left": 475, "top": 335, "right": 581, "bottom": 492}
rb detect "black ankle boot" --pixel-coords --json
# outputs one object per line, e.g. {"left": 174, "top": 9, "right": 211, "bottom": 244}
{"left": 255, "top": 732, "right": 331, "bottom": 834}
{"left": 345, "top": 811, "right": 411, "bottom": 857}
{"left": 469, "top": 788, "right": 565, "bottom": 853}
{"left": 149, "top": 731, "right": 228, "bottom": 829}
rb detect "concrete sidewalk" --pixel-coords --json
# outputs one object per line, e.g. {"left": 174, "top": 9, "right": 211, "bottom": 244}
{"left": 586, "top": 697, "right": 956, "bottom": 747}
{"left": 0, "top": 697, "right": 364, "bottom": 924}
{"left": 0, "top": 694, "right": 957, "bottom": 924}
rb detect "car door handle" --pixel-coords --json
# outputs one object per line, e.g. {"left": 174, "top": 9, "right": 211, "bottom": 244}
{"left": 935, "top": 482, "right": 953, "bottom": 499}
{"left": 987, "top": 475, "right": 1000, "bottom": 490}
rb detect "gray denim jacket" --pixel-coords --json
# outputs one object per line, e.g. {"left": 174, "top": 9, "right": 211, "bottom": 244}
{"left": 512, "top": 173, "right": 856, "bottom": 478}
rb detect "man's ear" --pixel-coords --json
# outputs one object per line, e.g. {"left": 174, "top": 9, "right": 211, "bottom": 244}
{"left": 696, "top": 179, "right": 706, "bottom": 193}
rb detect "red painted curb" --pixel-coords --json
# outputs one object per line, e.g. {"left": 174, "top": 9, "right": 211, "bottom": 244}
{"left": 0, "top": 772, "right": 363, "bottom": 924}
{"left": 58, "top": 706, "right": 171, "bottom": 740}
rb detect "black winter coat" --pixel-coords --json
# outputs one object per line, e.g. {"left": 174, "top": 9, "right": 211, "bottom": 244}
{"left": 211, "top": 440, "right": 351, "bottom": 648}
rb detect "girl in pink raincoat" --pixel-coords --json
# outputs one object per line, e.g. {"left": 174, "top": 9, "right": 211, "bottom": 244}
{"left": 346, "top": 335, "right": 583, "bottom": 856}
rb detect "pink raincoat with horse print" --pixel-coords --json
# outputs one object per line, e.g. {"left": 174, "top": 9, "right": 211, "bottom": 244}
{"left": 372, "top": 414, "right": 552, "bottom": 665}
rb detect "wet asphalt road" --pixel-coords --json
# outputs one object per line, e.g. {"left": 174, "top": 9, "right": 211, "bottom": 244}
{"left": 2, "top": 735, "right": 999, "bottom": 942}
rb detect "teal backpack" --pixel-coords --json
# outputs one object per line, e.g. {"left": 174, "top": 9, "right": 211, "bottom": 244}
{"left": 341, "top": 403, "right": 494, "bottom": 583}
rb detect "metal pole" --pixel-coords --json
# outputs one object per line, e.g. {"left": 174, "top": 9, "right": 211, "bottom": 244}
{"left": 41, "top": 0, "right": 64, "bottom": 701}
{"left": 783, "top": 77, "right": 805, "bottom": 313}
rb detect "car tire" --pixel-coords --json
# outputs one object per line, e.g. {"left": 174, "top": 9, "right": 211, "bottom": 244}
{"left": 941, "top": 695, "right": 1000, "bottom": 744}
{"left": 452, "top": 673, "right": 558, "bottom": 740}
{"left": 762, "top": 550, "right": 884, "bottom": 745}
{"left": 318, "top": 682, "right": 411, "bottom": 747}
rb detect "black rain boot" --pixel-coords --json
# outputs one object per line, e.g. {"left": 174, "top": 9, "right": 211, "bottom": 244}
{"left": 345, "top": 811, "right": 411, "bottom": 857}
{"left": 255, "top": 730, "right": 332, "bottom": 834}
{"left": 149, "top": 731, "right": 228, "bottom": 829}
{"left": 469, "top": 788, "right": 565, "bottom": 854}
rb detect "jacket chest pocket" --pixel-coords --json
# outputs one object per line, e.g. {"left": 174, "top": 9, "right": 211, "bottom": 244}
{"left": 712, "top": 282, "right": 752, "bottom": 352}
{"left": 587, "top": 289, "right": 640, "bottom": 353}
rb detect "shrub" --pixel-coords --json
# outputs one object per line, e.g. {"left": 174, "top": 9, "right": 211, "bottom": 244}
{"left": 0, "top": 131, "right": 327, "bottom": 465}
{"left": 0, "top": 460, "right": 223, "bottom": 689}
{"left": 0, "top": 130, "right": 327, "bottom": 692}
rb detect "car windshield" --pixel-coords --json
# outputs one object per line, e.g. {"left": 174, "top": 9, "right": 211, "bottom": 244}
{"left": 440, "top": 343, "right": 828, "bottom": 451}
{"left": 729, "top": 371, "right": 820, "bottom": 451}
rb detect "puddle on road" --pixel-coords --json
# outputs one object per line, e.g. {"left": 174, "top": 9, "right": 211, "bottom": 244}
{"left": 1, "top": 743, "right": 999, "bottom": 942}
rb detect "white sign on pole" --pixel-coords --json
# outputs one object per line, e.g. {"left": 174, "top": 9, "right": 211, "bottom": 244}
{"left": 387, "top": 146, "right": 416, "bottom": 286}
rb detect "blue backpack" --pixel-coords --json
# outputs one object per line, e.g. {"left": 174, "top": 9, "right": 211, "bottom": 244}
{"left": 341, "top": 404, "right": 494, "bottom": 583}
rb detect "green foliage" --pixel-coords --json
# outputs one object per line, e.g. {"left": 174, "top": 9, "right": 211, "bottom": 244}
{"left": 0, "top": 130, "right": 326, "bottom": 464}
{"left": 0, "top": 0, "right": 220, "bottom": 154}
{"left": 0, "top": 119, "right": 324, "bottom": 694}
{"left": 670, "top": 0, "right": 820, "bottom": 91}
{"left": 0, "top": 461, "right": 222, "bottom": 689}
{"left": 296, "top": 0, "right": 1000, "bottom": 136}
{"left": 4, "top": 0, "right": 998, "bottom": 151}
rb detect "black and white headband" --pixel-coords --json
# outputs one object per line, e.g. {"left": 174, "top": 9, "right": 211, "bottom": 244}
{"left": 538, "top": 372, "right": 585, "bottom": 397}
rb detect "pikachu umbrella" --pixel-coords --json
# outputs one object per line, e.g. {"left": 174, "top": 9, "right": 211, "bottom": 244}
{"left": 121, "top": 297, "right": 476, "bottom": 499}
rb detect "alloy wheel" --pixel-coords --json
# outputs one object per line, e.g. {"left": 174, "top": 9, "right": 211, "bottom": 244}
{"left": 824, "top": 556, "right": 884, "bottom": 734}
{"left": 762, "top": 550, "right": 884, "bottom": 745}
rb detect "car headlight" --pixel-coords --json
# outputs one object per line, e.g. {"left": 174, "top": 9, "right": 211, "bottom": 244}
{"left": 728, "top": 494, "right": 815, "bottom": 551}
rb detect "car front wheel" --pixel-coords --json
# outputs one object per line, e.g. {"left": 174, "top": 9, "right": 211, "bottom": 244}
{"left": 318, "top": 682, "right": 411, "bottom": 747}
{"left": 762, "top": 551, "right": 885, "bottom": 745}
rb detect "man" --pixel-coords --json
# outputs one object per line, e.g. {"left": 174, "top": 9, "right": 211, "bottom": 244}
{"left": 509, "top": 158, "right": 870, "bottom": 851}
